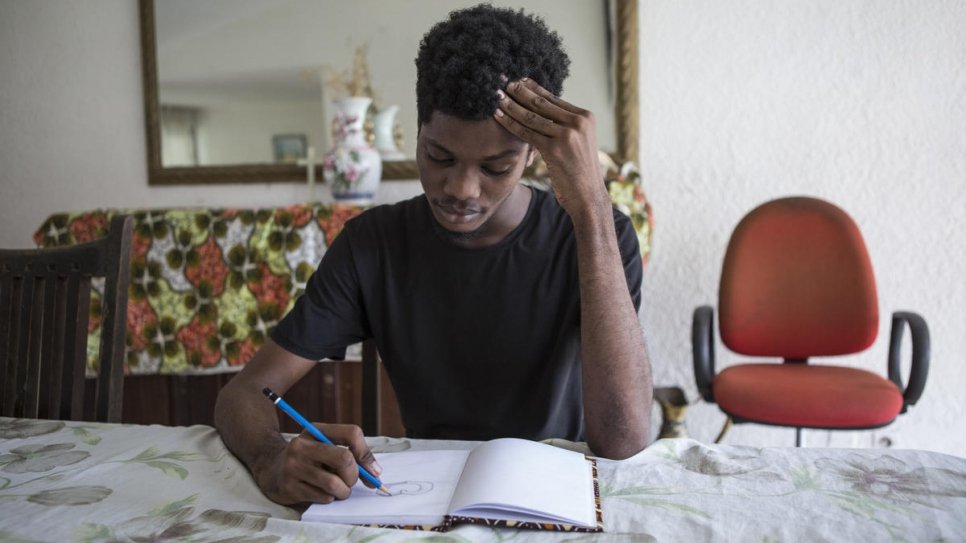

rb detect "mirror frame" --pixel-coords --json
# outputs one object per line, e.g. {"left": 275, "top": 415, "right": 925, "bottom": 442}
{"left": 139, "top": 0, "right": 638, "bottom": 185}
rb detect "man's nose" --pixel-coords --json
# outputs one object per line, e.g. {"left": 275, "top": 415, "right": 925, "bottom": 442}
{"left": 443, "top": 166, "right": 482, "bottom": 201}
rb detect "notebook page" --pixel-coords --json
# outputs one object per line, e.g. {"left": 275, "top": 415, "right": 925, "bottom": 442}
{"left": 301, "top": 449, "right": 470, "bottom": 525}
{"left": 448, "top": 438, "right": 595, "bottom": 527}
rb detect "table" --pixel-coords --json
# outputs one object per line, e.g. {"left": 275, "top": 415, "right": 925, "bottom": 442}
{"left": 2, "top": 417, "right": 964, "bottom": 541}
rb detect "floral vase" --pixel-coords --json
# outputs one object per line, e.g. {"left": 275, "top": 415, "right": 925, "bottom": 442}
{"left": 323, "top": 96, "right": 382, "bottom": 205}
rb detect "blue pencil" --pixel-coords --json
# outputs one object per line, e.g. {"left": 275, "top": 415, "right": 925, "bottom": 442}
{"left": 262, "top": 387, "right": 391, "bottom": 496}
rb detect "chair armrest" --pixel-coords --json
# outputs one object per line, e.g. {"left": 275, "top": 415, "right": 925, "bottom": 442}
{"left": 692, "top": 305, "right": 716, "bottom": 403}
{"left": 887, "top": 311, "right": 930, "bottom": 412}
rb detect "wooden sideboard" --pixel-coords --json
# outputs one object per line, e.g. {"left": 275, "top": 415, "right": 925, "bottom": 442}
{"left": 85, "top": 362, "right": 406, "bottom": 437}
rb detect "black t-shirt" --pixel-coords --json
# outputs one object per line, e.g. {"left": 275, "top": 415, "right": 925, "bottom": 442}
{"left": 272, "top": 187, "right": 642, "bottom": 441}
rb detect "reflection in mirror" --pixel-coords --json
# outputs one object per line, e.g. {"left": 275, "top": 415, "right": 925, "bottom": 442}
{"left": 141, "top": 0, "right": 638, "bottom": 185}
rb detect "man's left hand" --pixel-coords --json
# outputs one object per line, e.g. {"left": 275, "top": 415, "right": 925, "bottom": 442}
{"left": 493, "top": 78, "right": 607, "bottom": 219}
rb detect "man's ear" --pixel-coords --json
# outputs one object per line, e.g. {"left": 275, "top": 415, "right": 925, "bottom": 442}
{"left": 526, "top": 145, "right": 536, "bottom": 167}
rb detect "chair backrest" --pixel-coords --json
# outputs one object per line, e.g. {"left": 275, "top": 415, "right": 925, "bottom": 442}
{"left": 1, "top": 215, "right": 133, "bottom": 422}
{"left": 719, "top": 197, "right": 878, "bottom": 359}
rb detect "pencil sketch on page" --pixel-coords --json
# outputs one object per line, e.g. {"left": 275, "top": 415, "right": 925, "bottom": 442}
{"left": 380, "top": 481, "right": 435, "bottom": 496}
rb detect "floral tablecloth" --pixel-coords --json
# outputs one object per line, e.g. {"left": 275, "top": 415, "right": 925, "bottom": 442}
{"left": 35, "top": 187, "right": 653, "bottom": 377}
{"left": 35, "top": 204, "right": 366, "bottom": 375}
{"left": 1, "top": 417, "right": 964, "bottom": 542}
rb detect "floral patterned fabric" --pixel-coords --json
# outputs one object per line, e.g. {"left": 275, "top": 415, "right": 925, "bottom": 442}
{"left": 607, "top": 164, "right": 654, "bottom": 269}
{"left": 34, "top": 192, "right": 653, "bottom": 376}
{"left": 2, "top": 417, "right": 964, "bottom": 541}
{"left": 35, "top": 204, "right": 365, "bottom": 375}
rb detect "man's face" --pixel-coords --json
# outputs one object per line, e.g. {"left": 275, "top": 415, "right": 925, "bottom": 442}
{"left": 416, "top": 112, "right": 534, "bottom": 245}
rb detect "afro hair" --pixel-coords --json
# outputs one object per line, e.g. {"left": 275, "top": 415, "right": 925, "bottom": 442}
{"left": 415, "top": 3, "right": 571, "bottom": 127}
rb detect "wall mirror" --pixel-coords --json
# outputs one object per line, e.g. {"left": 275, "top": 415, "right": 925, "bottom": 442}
{"left": 140, "top": 0, "right": 638, "bottom": 185}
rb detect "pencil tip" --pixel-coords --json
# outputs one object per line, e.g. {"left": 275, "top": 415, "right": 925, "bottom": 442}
{"left": 379, "top": 486, "right": 392, "bottom": 496}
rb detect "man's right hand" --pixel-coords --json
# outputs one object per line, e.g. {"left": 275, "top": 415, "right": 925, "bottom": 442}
{"left": 214, "top": 339, "right": 384, "bottom": 506}
{"left": 253, "top": 423, "right": 383, "bottom": 506}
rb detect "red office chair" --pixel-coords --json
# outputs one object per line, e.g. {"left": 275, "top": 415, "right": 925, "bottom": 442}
{"left": 692, "top": 197, "right": 929, "bottom": 445}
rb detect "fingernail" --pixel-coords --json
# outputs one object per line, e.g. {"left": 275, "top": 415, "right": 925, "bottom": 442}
{"left": 494, "top": 108, "right": 504, "bottom": 118}
{"left": 496, "top": 89, "right": 506, "bottom": 100}
{"left": 521, "top": 77, "right": 529, "bottom": 82}
{"left": 371, "top": 461, "right": 383, "bottom": 476}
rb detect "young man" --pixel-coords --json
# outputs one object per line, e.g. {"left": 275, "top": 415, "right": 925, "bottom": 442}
{"left": 215, "top": 4, "right": 652, "bottom": 506}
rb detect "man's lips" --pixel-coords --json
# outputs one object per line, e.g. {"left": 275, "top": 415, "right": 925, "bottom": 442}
{"left": 435, "top": 203, "right": 482, "bottom": 224}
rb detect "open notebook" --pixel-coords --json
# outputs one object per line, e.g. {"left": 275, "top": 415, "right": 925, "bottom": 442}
{"left": 301, "top": 438, "right": 602, "bottom": 532}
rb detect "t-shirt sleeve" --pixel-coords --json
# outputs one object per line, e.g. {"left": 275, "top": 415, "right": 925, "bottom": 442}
{"left": 614, "top": 208, "right": 644, "bottom": 312}
{"left": 270, "top": 224, "right": 369, "bottom": 361}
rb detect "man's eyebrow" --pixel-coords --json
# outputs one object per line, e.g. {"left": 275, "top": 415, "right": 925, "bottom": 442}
{"left": 482, "top": 148, "right": 522, "bottom": 161}
{"left": 426, "top": 139, "right": 521, "bottom": 161}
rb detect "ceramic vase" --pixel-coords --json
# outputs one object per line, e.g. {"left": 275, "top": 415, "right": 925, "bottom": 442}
{"left": 373, "top": 104, "right": 405, "bottom": 161}
{"left": 323, "top": 96, "right": 381, "bottom": 205}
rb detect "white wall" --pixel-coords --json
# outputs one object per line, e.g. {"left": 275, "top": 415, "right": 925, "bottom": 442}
{"left": 639, "top": 0, "right": 966, "bottom": 454}
{"left": 197, "top": 98, "right": 324, "bottom": 165}
{"left": 1, "top": 1, "right": 964, "bottom": 456}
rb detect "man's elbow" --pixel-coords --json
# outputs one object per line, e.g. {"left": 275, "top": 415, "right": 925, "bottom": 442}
{"left": 589, "top": 432, "right": 649, "bottom": 460}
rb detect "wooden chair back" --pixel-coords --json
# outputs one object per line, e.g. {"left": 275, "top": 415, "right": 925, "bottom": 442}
{"left": 1, "top": 215, "right": 133, "bottom": 422}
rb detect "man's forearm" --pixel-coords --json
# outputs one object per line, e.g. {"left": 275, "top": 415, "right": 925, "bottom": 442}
{"left": 214, "top": 339, "right": 320, "bottom": 477}
{"left": 571, "top": 197, "right": 652, "bottom": 459}
{"left": 214, "top": 340, "right": 381, "bottom": 505}
{"left": 214, "top": 376, "right": 288, "bottom": 476}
